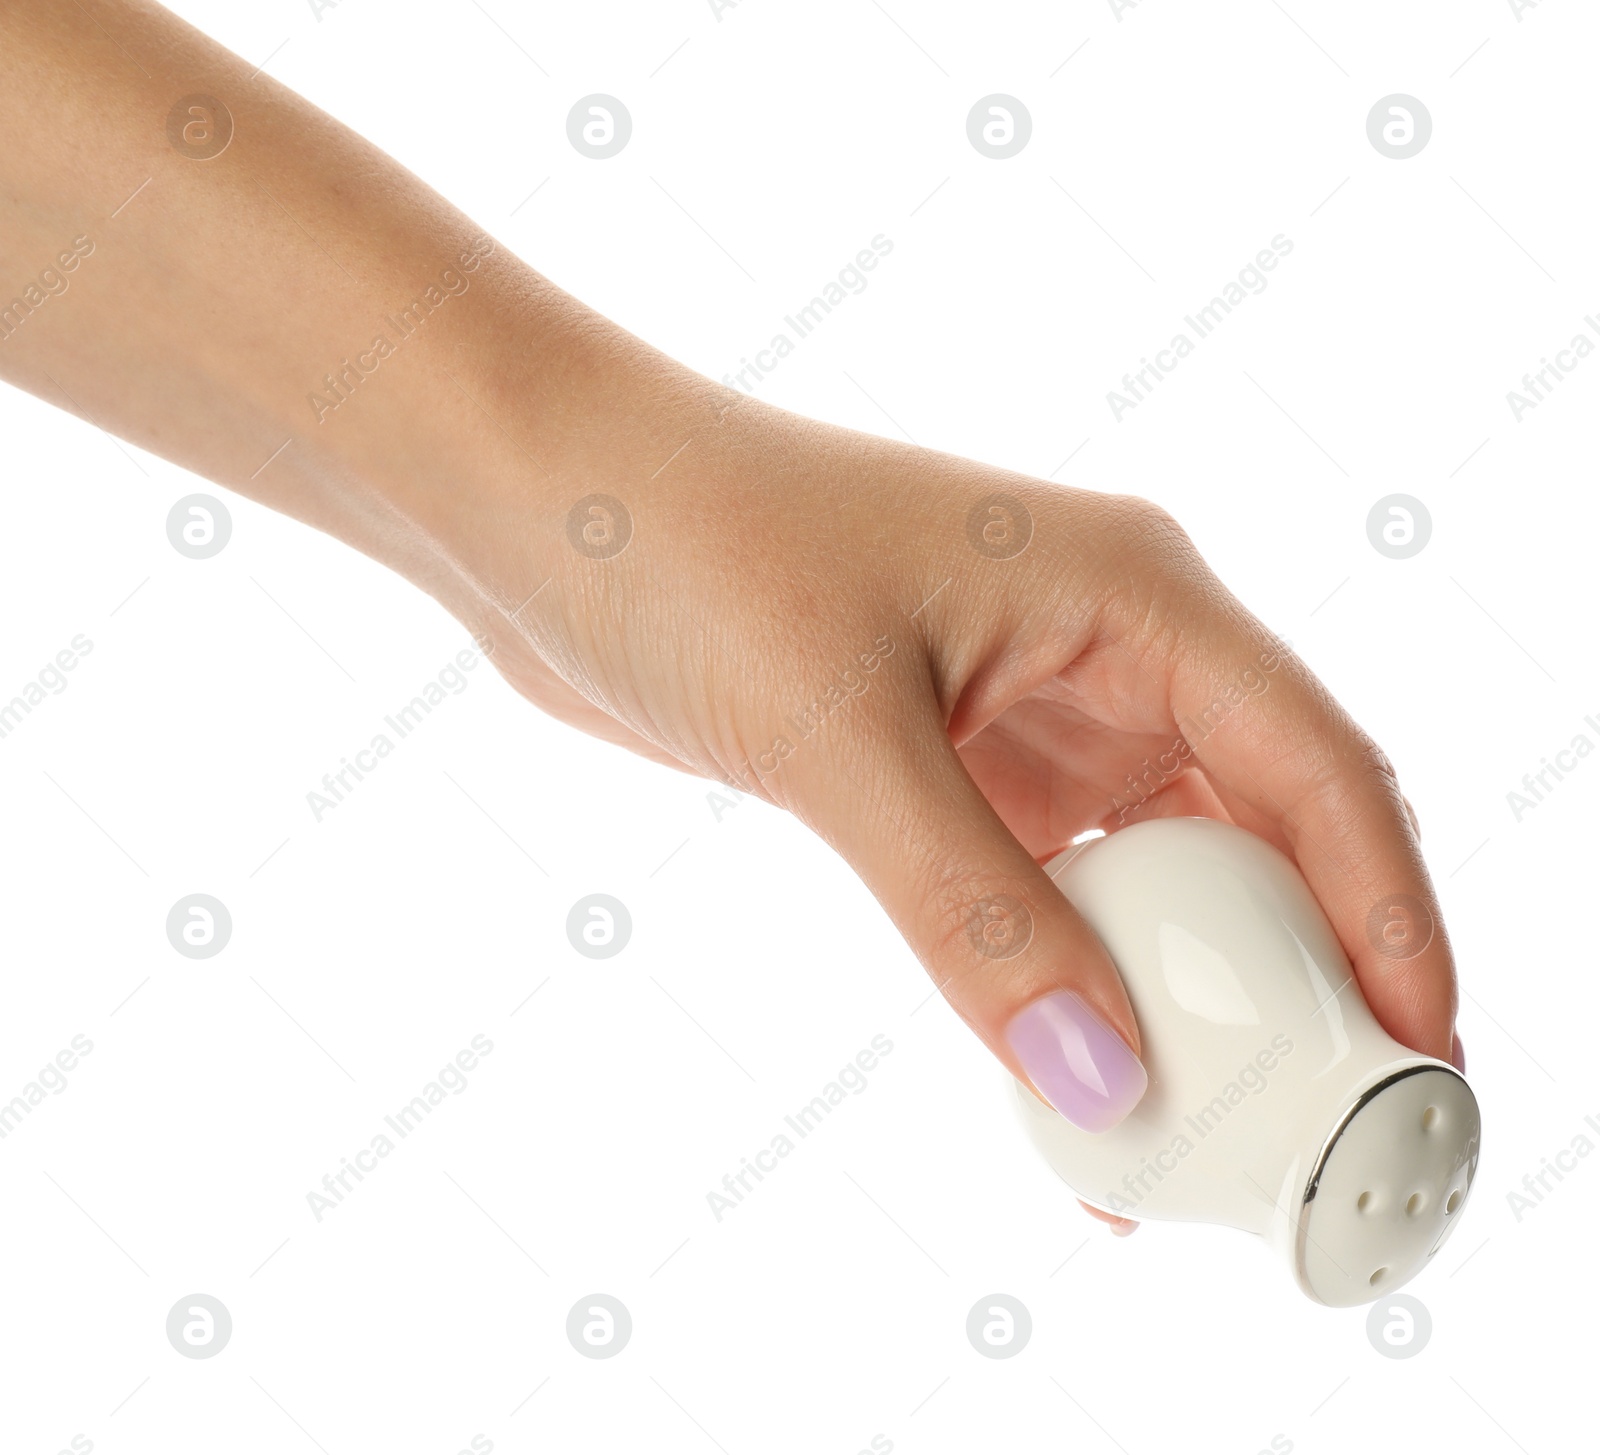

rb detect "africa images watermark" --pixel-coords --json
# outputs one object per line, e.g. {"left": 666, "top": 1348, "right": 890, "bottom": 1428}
{"left": 1101, "top": 1033, "right": 1296, "bottom": 1216}
{"left": 1110, "top": 638, "right": 1291, "bottom": 823}
{"left": 706, "top": 1034, "right": 895, "bottom": 1222}
{"left": 724, "top": 632, "right": 896, "bottom": 793}
{"left": 1505, "top": 1109, "right": 1600, "bottom": 1223}
{"left": 1504, "top": 313, "right": 1600, "bottom": 422}
{"left": 0, "top": 633, "right": 95, "bottom": 742}
{"left": 0, "top": 1034, "right": 95, "bottom": 1143}
{"left": 1504, "top": 710, "right": 1600, "bottom": 821}
{"left": 721, "top": 235, "right": 895, "bottom": 395}
{"left": 305, "top": 1033, "right": 494, "bottom": 1221}
{"left": 306, "top": 235, "right": 497, "bottom": 424}
{"left": 305, "top": 634, "right": 493, "bottom": 821}
{"left": 1107, "top": 234, "right": 1294, "bottom": 421}
{"left": 0, "top": 234, "right": 95, "bottom": 344}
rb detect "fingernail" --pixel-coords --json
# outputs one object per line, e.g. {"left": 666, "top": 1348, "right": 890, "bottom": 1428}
{"left": 1450, "top": 1032, "right": 1466, "bottom": 1074}
{"left": 1006, "top": 989, "right": 1148, "bottom": 1132}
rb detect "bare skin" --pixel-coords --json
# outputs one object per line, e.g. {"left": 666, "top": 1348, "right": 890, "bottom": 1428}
{"left": 0, "top": 1, "right": 1459, "bottom": 1233}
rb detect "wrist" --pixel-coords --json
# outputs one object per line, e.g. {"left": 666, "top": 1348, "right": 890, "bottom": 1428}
{"left": 271, "top": 244, "right": 716, "bottom": 620}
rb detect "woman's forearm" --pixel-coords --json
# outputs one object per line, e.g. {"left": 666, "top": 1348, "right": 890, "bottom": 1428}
{"left": 0, "top": 0, "right": 718, "bottom": 625}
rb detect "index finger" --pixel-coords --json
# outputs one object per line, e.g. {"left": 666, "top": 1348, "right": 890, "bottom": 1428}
{"left": 1166, "top": 620, "right": 1456, "bottom": 1064}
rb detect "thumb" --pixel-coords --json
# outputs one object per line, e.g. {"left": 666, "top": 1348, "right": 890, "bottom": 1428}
{"left": 800, "top": 708, "right": 1149, "bottom": 1134}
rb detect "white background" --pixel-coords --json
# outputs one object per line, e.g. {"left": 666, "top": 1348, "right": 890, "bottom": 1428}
{"left": 1, "top": 1, "right": 1594, "bottom": 1452}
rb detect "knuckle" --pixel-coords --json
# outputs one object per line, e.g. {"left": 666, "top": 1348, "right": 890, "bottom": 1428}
{"left": 1087, "top": 494, "right": 1210, "bottom": 608}
{"left": 1095, "top": 494, "right": 1199, "bottom": 564}
{"left": 1297, "top": 722, "right": 1414, "bottom": 840}
{"left": 1079, "top": 493, "right": 1217, "bottom": 638}
{"left": 1336, "top": 726, "right": 1403, "bottom": 801}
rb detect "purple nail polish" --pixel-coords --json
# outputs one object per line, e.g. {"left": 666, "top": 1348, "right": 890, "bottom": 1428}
{"left": 1006, "top": 989, "right": 1148, "bottom": 1133}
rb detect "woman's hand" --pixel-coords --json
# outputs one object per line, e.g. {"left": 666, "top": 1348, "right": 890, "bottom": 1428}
{"left": 0, "top": 0, "right": 1458, "bottom": 1232}
{"left": 444, "top": 385, "right": 1460, "bottom": 1238}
